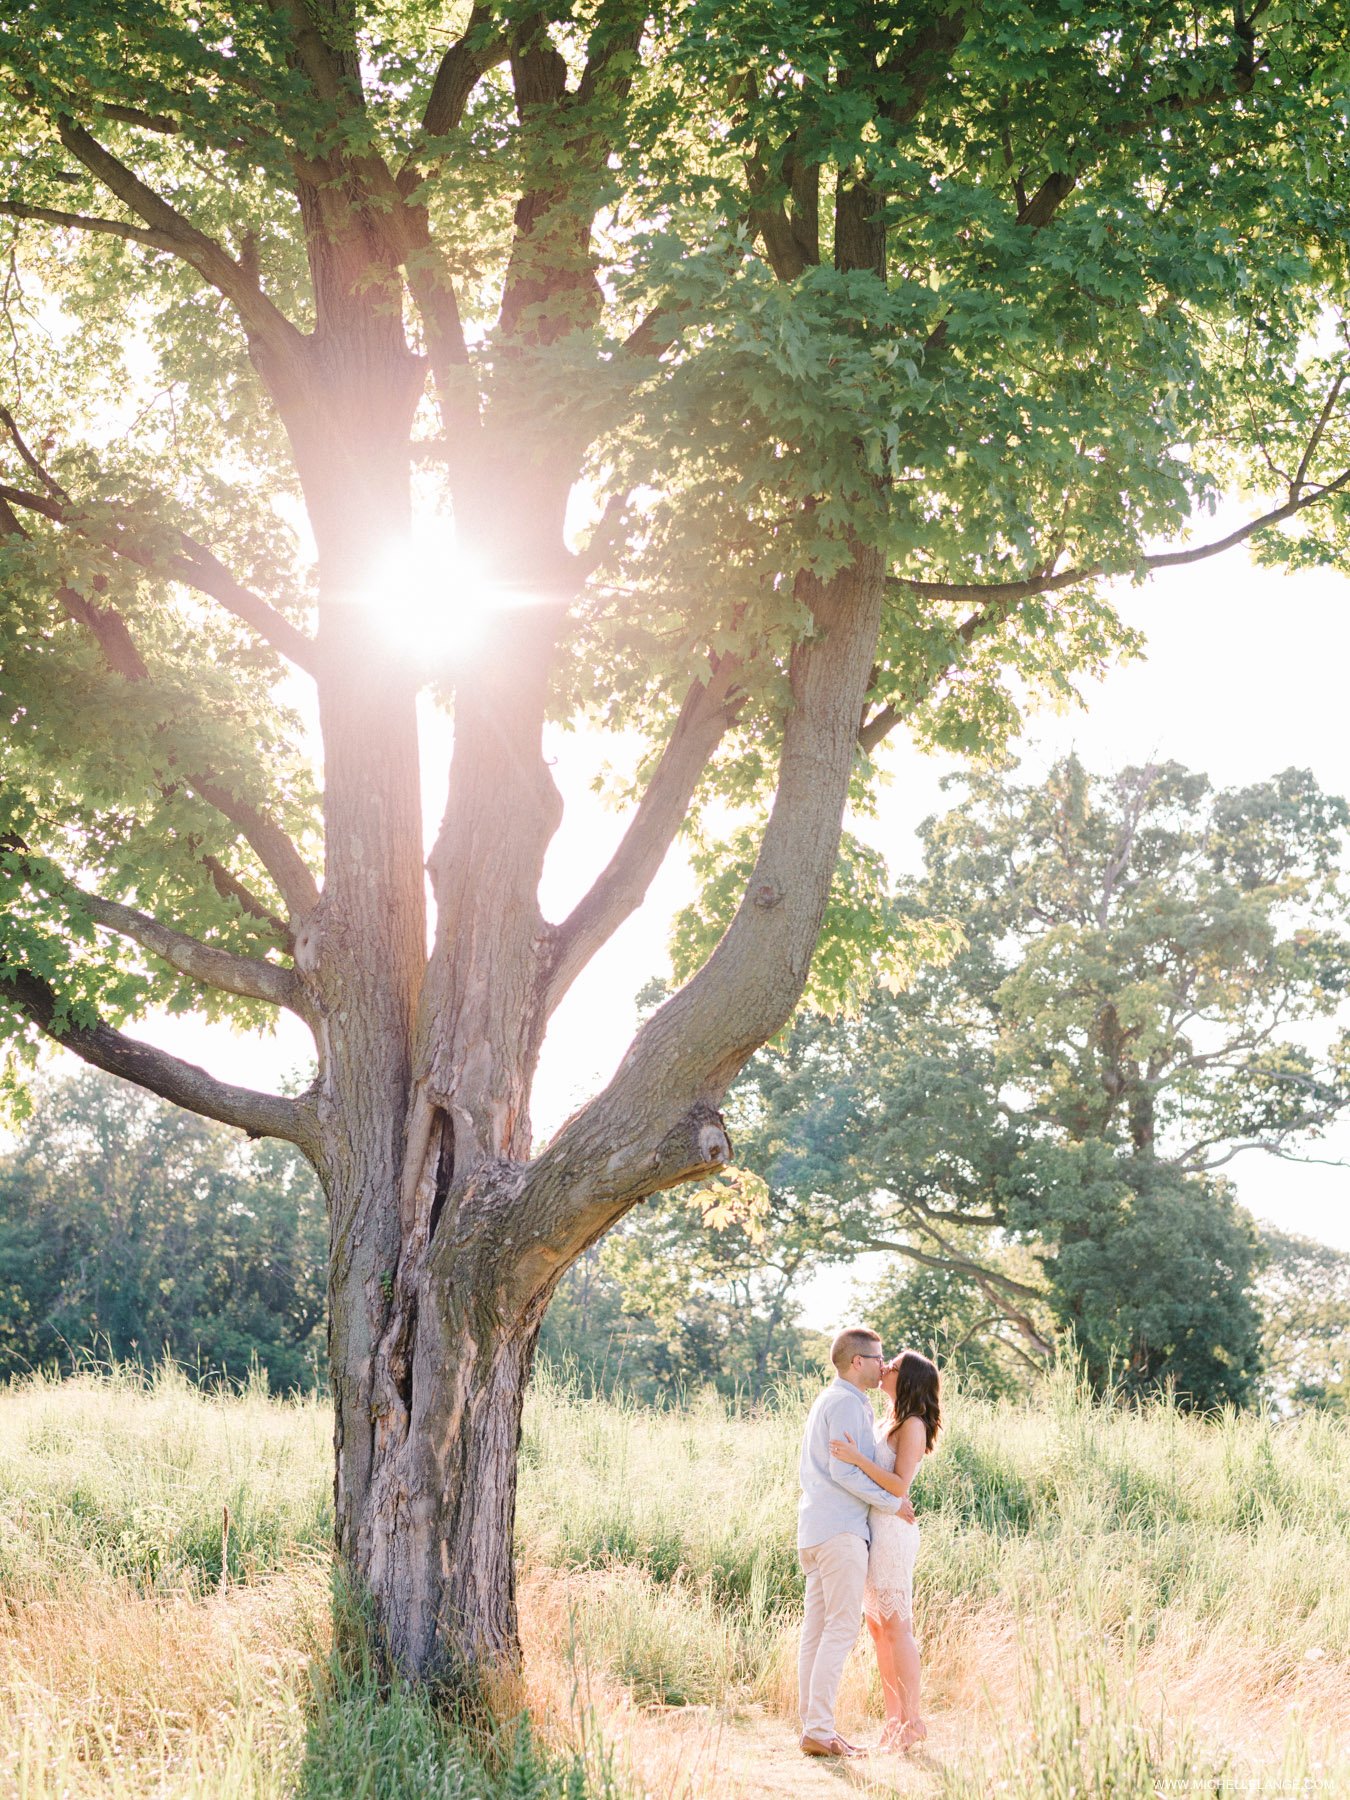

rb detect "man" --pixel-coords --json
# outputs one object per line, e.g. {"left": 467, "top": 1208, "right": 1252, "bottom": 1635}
{"left": 797, "top": 1325, "right": 916, "bottom": 1759}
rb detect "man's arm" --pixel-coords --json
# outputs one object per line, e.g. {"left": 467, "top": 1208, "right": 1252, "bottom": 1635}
{"left": 827, "top": 1450, "right": 905, "bottom": 1512}
{"left": 828, "top": 1429, "right": 919, "bottom": 1522}
{"left": 816, "top": 1397, "right": 904, "bottom": 1513}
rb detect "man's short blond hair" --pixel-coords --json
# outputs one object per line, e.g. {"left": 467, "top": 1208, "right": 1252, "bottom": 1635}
{"left": 830, "top": 1326, "right": 881, "bottom": 1375}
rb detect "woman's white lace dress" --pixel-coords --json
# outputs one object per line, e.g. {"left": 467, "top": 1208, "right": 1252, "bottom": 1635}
{"left": 862, "top": 1433, "right": 920, "bottom": 1626}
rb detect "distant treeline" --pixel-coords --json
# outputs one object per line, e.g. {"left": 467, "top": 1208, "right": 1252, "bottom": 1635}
{"left": 3, "top": 1064, "right": 1346, "bottom": 1413}
{"left": 0, "top": 1070, "right": 327, "bottom": 1392}
{"left": 4, "top": 758, "right": 1350, "bottom": 1410}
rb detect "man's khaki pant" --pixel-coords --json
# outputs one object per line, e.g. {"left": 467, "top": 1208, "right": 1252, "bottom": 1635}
{"left": 798, "top": 1531, "right": 868, "bottom": 1742}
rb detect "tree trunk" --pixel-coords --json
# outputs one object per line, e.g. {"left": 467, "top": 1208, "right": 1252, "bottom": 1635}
{"left": 331, "top": 1139, "right": 600, "bottom": 1684}
{"left": 289, "top": 393, "right": 430, "bottom": 1612}
{"left": 362, "top": 1250, "right": 548, "bottom": 1679}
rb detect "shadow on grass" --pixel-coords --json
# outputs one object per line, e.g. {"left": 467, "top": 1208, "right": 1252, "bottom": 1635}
{"left": 297, "top": 1577, "right": 629, "bottom": 1800}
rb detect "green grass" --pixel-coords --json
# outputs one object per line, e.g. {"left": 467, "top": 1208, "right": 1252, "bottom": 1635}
{"left": 0, "top": 1359, "right": 331, "bottom": 1593}
{"left": 2, "top": 1359, "right": 1348, "bottom": 1797}
{"left": 520, "top": 1362, "right": 1350, "bottom": 1686}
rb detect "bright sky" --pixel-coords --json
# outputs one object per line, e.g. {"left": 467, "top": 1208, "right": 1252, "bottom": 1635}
{"left": 40, "top": 544, "right": 1350, "bottom": 1328}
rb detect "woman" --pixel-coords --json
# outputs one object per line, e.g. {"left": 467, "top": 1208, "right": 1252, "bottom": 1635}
{"left": 830, "top": 1348, "right": 941, "bottom": 1752}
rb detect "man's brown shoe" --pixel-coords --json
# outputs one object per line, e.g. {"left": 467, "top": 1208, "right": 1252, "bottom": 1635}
{"left": 800, "top": 1734, "right": 866, "bottom": 1758}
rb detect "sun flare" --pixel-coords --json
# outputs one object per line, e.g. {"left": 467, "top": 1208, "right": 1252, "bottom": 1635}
{"left": 361, "top": 530, "right": 501, "bottom": 669}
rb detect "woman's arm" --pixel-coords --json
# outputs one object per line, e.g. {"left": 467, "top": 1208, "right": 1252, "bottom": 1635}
{"left": 830, "top": 1416, "right": 928, "bottom": 1499}
{"left": 827, "top": 1429, "right": 907, "bottom": 1496}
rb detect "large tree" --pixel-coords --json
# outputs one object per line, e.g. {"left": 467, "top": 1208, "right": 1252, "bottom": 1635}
{"left": 2, "top": 0, "right": 1350, "bottom": 1682}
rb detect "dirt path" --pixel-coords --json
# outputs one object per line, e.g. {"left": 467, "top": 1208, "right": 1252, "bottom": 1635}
{"left": 615, "top": 1703, "right": 976, "bottom": 1798}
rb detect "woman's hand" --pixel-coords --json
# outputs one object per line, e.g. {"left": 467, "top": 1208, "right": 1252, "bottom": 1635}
{"left": 829, "top": 1431, "right": 862, "bottom": 1467}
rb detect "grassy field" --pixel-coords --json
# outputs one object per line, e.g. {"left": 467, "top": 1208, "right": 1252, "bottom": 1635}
{"left": 1, "top": 1362, "right": 1347, "bottom": 1798}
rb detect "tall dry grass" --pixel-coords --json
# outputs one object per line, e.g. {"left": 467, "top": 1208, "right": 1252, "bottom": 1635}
{"left": 517, "top": 1364, "right": 1350, "bottom": 1788}
{"left": 0, "top": 1364, "right": 617, "bottom": 1798}
{"left": 2, "top": 1358, "right": 1348, "bottom": 1797}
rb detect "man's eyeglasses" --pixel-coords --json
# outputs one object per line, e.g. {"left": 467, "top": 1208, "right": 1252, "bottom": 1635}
{"left": 856, "top": 1352, "right": 885, "bottom": 1364}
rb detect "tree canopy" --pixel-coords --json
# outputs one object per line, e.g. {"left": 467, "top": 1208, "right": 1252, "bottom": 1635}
{"left": 3, "top": 4, "right": 1350, "bottom": 1068}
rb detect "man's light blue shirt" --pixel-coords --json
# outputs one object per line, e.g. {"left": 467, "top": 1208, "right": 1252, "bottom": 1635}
{"left": 797, "top": 1377, "right": 903, "bottom": 1550}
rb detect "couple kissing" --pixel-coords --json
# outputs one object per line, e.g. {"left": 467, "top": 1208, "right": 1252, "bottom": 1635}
{"left": 797, "top": 1327, "right": 941, "bottom": 1759}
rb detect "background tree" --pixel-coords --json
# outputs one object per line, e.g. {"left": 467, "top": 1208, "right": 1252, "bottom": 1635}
{"left": 1257, "top": 1227, "right": 1350, "bottom": 1412}
{"left": 857, "top": 1251, "right": 1036, "bottom": 1398}
{"left": 1, "top": 0, "right": 1350, "bottom": 1683}
{"left": 720, "top": 759, "right": 1348, "bottom": 1406}
{"left": 0, "top": 1068, "right": 326, "bottom": 1389}
{"left": 541, "top": 1173, "right": 825, "bottom": 1399}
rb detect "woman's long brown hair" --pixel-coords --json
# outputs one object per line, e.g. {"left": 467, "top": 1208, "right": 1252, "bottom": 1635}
{"left": 886, "top": 1349, "right": 942, "bottom": 1452}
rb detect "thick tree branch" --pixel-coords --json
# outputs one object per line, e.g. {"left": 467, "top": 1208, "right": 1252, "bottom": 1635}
{"left": 402, "top": 215, "right": 478, "bottom": 444}
{"left": 392, "top": 0, "right": 510, "bottom": 423}
{"left": 411, "top": 3, "right": 509, "bottom": 160}
{"left": 268, "top": 0, "right": 428, "bottom": 286}
{"left": 859, "top": 464, "right": 1350, "bottom": 754}
{"left": 1016, "top": 168, "right": 1077, "bottom": 230}
{"left": 574, "top": 0, "right": 645, "bottom": 109}
{"left": 202, "top": 854, "right": 290, "bottom": 940}
{"left": 14, "top": 542, "right": 318, "bottom": 931}
{"left": 900, "top": 464, "right": 1350, "bottom": 604}
{"left": 858, "top": 1228, "right": 1046, "bottom": 1303}
{"left": 858, "top": 1229, "right": 1053, "bottom": 1355}
{"left": 516, "top": 544, "right": 886, "bottom": 1272}
{"left": 56, "top": 582, "right": 150, "bottom": 680}
{"left": 739, "top": 73, "right": 812, "bottom": 283}
{"left": 80, "top": 891, "right": 302, "bottom": 1012}
{"left": 188, "top": 777, "right": 319, "bottom": 921}
{"left": 742, "top": 14, "right": 972, "bottom": 285}
{"left": 3, "top": 491, "right": 317, "bottom": 931}
{"left": 924, "top": 32, "right": 1267, "bottom": 355}
{"left": 1291, "top": 373, "right": 1345, "bottom": 499}
{"left": 49, "top": 113, "right": 308, "bottom": 372}
{"left": 880, "top": 16, "right": 970, "bottom": 132}
{"left": 889, "top": 1190, "right": 1002, "bottom": 1230}
{"left": 90, "top": 101, "right": 181, "bottom": 136}
{"left": 7, "top": 507, "right": 319, "bottom": 924}
{"left": 858, "top": 699, "right": 903, "bottom": 756}
{"left": 0, "top": 196, "right": 174, "bottom": 250}
{"left": 0, "top": 958, "right": 317, "bottom": 1152}
{"left": 1141, "top": 471, "right": 1350, "bottom": 568}
{"left": 619, "top": 302, "right": 687, "bottom": 364}
{"left": 0, "top": 480, "right": 318, "bottom": 675}
{"left": 0, "top": 404, "right": 69, "bottom": 501}
{"left": 171, "top": 534, "right": 319, "bottom": 675}
{"left": 545, "top": 657, "right": 743, "bottom": 1012}
{"left": 0, "top": 484, "right": 151, "bottom": 679}
{"left": 268, "top": 0, "right": 361, "bottom": 109}
{"left": 495, "top": 1, "right": 641, "bottom": 350}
